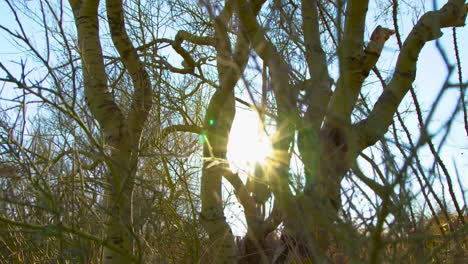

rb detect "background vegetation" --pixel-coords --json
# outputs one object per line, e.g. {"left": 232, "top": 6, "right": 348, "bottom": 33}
{"left": 0, "top": 0, "right": 466, "bottom": 263}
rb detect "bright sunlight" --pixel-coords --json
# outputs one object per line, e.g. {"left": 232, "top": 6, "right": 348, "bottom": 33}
{"left": 227, "top": 109, "right": 272, "bottom": 173}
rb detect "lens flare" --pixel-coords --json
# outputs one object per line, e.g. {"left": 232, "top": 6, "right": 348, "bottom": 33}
{"left": 227, "top": 111, "right": 272, "bottom": 172}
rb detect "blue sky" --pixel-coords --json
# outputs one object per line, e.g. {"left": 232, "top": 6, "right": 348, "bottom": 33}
{"left": 0, "top": 1, "right": 466, "bottom": 236}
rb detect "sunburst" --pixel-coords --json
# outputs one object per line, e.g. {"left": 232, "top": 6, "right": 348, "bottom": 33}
{"left": 227, "top": 110, "right": 272, "bottom": 173}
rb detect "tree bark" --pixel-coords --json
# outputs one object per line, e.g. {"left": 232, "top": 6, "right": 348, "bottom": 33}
{"left": 69, "top": 0, "right": 154, "bottom": 262}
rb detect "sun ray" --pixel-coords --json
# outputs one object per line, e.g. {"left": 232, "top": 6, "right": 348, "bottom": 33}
{"left": 227, "top": 110, "right": 272, "bottom": 173}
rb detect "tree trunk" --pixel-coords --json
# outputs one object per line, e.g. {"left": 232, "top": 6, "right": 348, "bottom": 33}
{"left": 99, "top": 150, "right": 135, "bottom": 263}
{"left": 200, "top": 164, "right": 237, "bottom": 264}
{"left": 101, "top": 171, "right": 135, "bottom": 264}
{"left": 69, "top": 0, "right": 153, "bottom": 262}
{"left": 240, "top": 230, "right": 269, "bottom": 264}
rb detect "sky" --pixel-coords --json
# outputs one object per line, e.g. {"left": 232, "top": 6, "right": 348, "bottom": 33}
{"left": 0, "top": 1, "right": 466, "bottom": 237}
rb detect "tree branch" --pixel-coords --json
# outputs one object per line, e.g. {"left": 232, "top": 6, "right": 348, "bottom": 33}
{"left": 300, "top": 0, "right": 333, "bottom": 126}
{"left": 299, "top": 0, "right": 334, "bottom": 188}
{"left": 175, "top": 30, "right": 216, "bottom": 46}
{"left": 235, "top": 0, "right": 297, "bottom": 150}
{"left": 356, "top": 1, "right": 468, "bottom": 149}
{"left": 160, "top": 124, "right": 202, "bottom": 140}
{"left": 106, "top": 0, "right": 152, "bottom": 142}
{"left": 325, "top": 0, "right": 371, "bottom": 127}
{"left": 70, "top": 0, "right": 126, "bottom": 148}
{"left": 341, "top": 0, "right": 369, "bottom": 59}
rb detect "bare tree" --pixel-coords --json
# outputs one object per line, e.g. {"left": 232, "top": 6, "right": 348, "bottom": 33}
{"left": 0, "top": 0, "right": 467, "bottom": 263}
{"left": 195, "top": 0, "right": 467, "bottom": 263}
{"left": 0, "top": 0, "right": 205, "bottom": 263}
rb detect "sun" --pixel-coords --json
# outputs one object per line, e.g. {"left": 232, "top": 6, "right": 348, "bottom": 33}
{"left": 227, "top": 110, "right": 272, "bottom": 172}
